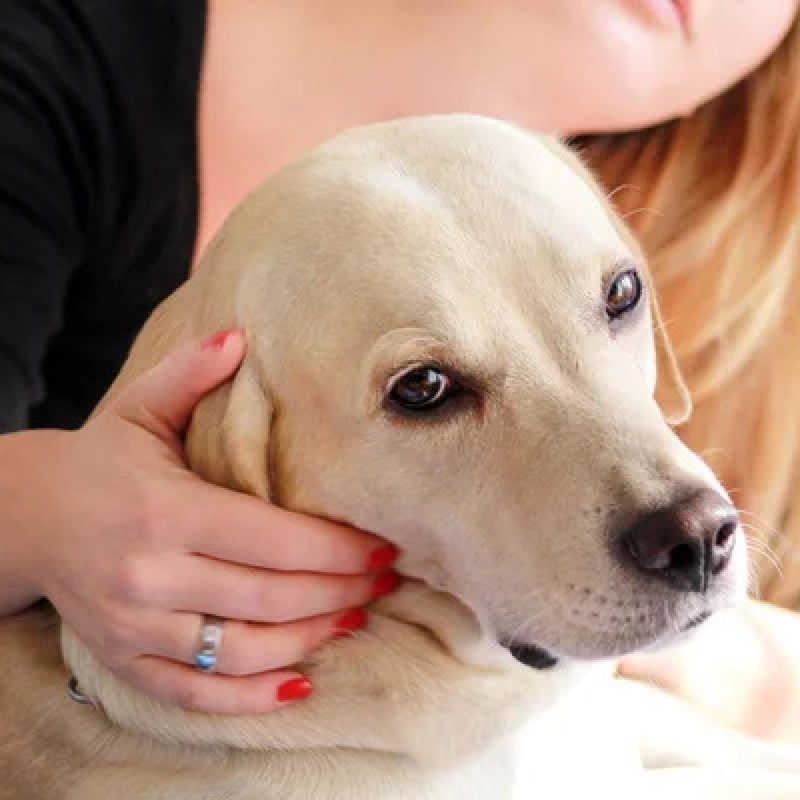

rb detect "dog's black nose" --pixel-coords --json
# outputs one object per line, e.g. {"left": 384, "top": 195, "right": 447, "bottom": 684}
{"left": 619, "top": 490, "right": 738, "bottom": 592}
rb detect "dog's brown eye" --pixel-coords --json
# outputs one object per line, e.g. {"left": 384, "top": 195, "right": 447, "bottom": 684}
{"left": 606, "top": 269, "right": 642, "bottom": 319}
{"left": 389, "top": 367, "right": 453, "bottom": 412}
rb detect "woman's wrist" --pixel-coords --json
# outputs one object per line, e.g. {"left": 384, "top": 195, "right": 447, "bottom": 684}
{"left": 0, "top": 428, "right": 71, "bottom": 615}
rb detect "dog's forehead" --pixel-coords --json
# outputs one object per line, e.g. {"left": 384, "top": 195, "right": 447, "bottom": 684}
{"left": 309, "top": 116, "right": 626, "bottom": 276}
{"left": 226, "top": 117, "right": 632, "bottom": 361}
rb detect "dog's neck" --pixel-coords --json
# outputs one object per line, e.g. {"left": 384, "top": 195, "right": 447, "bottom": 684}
{"left": 62, "top": 581, "right": 603, "bottom": 789}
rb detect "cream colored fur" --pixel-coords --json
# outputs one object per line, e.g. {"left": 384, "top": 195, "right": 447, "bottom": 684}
{"left": 1, "top": 116, "right": 799, "bottom": 799}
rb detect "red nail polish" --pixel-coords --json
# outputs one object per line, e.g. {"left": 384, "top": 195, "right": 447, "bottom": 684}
{"left": 276, "top": 677, "right": 313, "bottom": 703}
{"left": 202, "top": 329, "right": 237, "bottom": 351}
{"left": 334, "top": 608, "right": 368, "bottom": 637}
{"left": 367, "top": 544, "right": 400, "bottom": 571}
{"left": 370, "top": 572, "right": 402, "bottom": 600}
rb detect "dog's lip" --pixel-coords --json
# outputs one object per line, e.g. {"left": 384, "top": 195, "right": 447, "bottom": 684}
{"left": 500, "top": 639, "right": 559, "bottom": 670}
{"left": 500, "top": 610, "right": 712, "bottom": 666}
{"left": 679, "top": 609, "right": 712, "bottom": 632}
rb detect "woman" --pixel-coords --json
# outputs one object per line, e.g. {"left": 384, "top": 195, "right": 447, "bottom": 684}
{"left": 1, "top": 0, "right": 798, "bottom": 732}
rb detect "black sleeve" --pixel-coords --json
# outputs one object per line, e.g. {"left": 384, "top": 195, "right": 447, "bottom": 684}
{"left": 0, "top": 2, "right": 205, "bottom": 433}
{"left": 0, "top": 2, "right": 91, "bottom": 431}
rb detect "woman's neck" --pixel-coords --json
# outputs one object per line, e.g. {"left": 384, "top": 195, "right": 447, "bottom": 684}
{"left": 196, "top": 0, "right": 563, "bottom": 258}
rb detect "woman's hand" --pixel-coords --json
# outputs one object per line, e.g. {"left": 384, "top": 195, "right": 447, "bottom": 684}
{"left": 9, "top": 330, "right": 400, "bottom": 714}
{"left": 618, "top": 599, "right": 800, "bottom": 746}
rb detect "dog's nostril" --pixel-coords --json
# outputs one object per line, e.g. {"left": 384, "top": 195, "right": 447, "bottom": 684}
{"left": 667, "top": 542, "right": 698, "bottom": 575}
{"left": 618, "top": 489, "right": 739, "bottom": 592}
{"left": 715, "top": 522, "right": 736, "bottom": 550}
{"left": 709, "top": 520, "right": 737, "bottom": 576}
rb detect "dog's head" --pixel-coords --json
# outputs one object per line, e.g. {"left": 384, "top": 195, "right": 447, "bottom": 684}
{"left": 180, "top": 115, "right": 745, "bottom": 667}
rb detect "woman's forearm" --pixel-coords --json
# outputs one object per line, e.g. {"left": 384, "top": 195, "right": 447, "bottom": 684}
{"left": 0, "top": 430, "right": 58, "bottom": 615}
{"left": 619, "top": 598, "right": 800, "bottom": 745}
{"left": 737, "top": 599, "right": 800, "bottom": 744}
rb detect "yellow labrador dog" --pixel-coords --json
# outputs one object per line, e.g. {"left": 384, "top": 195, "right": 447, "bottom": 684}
{"left": 2, "top": 115, "right": 800, "bottom": 800}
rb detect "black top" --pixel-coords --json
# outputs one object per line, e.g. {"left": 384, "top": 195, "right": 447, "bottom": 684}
{"left": 0, "top": 0, "right": 207, "bottom": 432}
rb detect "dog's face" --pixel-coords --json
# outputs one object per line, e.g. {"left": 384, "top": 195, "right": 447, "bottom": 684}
{"left": 187, "top": 115, "right": 747, "bottom": 667}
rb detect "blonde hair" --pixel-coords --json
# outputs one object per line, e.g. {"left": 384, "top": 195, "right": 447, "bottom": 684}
{"left": 576, "top": 17, "right": 800, "bottom": 609}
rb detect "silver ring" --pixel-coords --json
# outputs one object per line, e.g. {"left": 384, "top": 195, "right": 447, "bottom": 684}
{"left": 193, "top": 615, "right": 224, "bottom": 673}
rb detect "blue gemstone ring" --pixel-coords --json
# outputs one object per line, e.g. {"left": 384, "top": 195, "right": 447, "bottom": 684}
{"left": 193, "top": 615, "right": 224, "bottom": 673}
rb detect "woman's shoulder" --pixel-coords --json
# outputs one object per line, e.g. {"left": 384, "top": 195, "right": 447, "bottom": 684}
{"left": 0, "top": 0, "right": 206, "bottom": 280}
{"left": 0, "top": 0, "right": 208, "bottom": 432}
{"left": 0, "top": 1, "right": 207, "bottom": 145}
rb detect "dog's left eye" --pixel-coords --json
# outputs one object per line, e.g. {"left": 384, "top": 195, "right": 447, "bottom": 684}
{"left": 606, "top": 268, "right": 642, "bottom": 319}
{"left": 389, "top": 367, "right": 454, "bottom": 412}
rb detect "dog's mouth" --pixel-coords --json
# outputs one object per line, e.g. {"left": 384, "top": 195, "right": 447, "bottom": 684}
{"left": 679, "top": 609, "right": 712, "bottom": 632}
{"left": 499, "top": 609, "right": 713, "bottom": 669}
{"left": 501, "top": 640, "right": 559, "bottom": 670}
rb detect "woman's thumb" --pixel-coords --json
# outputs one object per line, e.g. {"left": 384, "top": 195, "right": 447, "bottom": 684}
{"left": 112, "top": 329, "right": 245, "bottom": 441}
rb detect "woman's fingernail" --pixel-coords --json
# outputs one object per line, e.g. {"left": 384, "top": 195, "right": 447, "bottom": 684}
{"left": 370, "top": 571, "right": 402, "bottom": 600}
{"left": 334, "top": 608, "right": 368, "bottom": 637}
{"left": 276, "top": 677, "right": 313, "bottom": 703}
{"left": 366, "top": 544, "right": 400, "bottom": 571}
{"left": 201, "top": 329, "right": 240, "bottom": 351}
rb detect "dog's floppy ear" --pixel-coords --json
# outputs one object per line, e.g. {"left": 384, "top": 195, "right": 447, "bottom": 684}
{"left": 185, "top": 355, "right": 273, "bottom": 500}
{"left": 649, "top": 290, "right": 693, "bottom": 427}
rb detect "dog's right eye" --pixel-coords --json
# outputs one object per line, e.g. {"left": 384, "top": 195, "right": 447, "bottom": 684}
{"left": 605, "top": 268, "right": 643, "bottom": 320}
{"left": 388, "top": 367, "right": 454, "bottom": 412}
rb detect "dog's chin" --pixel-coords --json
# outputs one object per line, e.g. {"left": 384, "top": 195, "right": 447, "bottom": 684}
{"left": 500, "top": 610, "right": 715, "bottom": 668}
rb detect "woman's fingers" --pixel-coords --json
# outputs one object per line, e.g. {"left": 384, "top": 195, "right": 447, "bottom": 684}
{"left": 166, "top": 554, "right": 401, "bottom": 623}
{"left": 145, "top": 607, "right": 368, "bottom": 676}
{"left": 112, "top": 329, "right": 246, "bottom": 442}
{"left": 33, "top": 331, "right": 402, "bottom": 714}
{"left": 53, "top": 331, "right": 403, "bottom": 713}
{"left": 119, "top": 657, "right": 312, "bottom": 714}
{"left": 184, "top": 485, "right": 399, "bottom": 575}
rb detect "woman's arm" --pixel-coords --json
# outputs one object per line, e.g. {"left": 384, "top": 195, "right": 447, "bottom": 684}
{"left": 0, "top": 333, "right": 399, "bottom": 713}
{"left": 0, "top": 4, "right": 92, "bottom": 432}
{"left": 619, "top": 598, "right": 800, "bottom": 746}
{"left": 0, "top": 430, "right": 67, "bottom": 615}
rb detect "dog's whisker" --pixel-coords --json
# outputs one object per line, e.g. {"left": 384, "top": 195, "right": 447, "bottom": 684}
{"left": 744, "top": 537, "right": 784, "bottom": 577}
{"left": 605, "top": 182, "right": 640, "bottom": 203}
{"left": 620, "top": 206, "right": 664, "bottom": 221}
{"left": 739, "top": 509, "right": 783, "bottom": 542}
{"left": 743, "top": 528, "right": 781, "bottom": 555}
{"left": 741, "top": 521, "right": 783, "bottom": 557}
